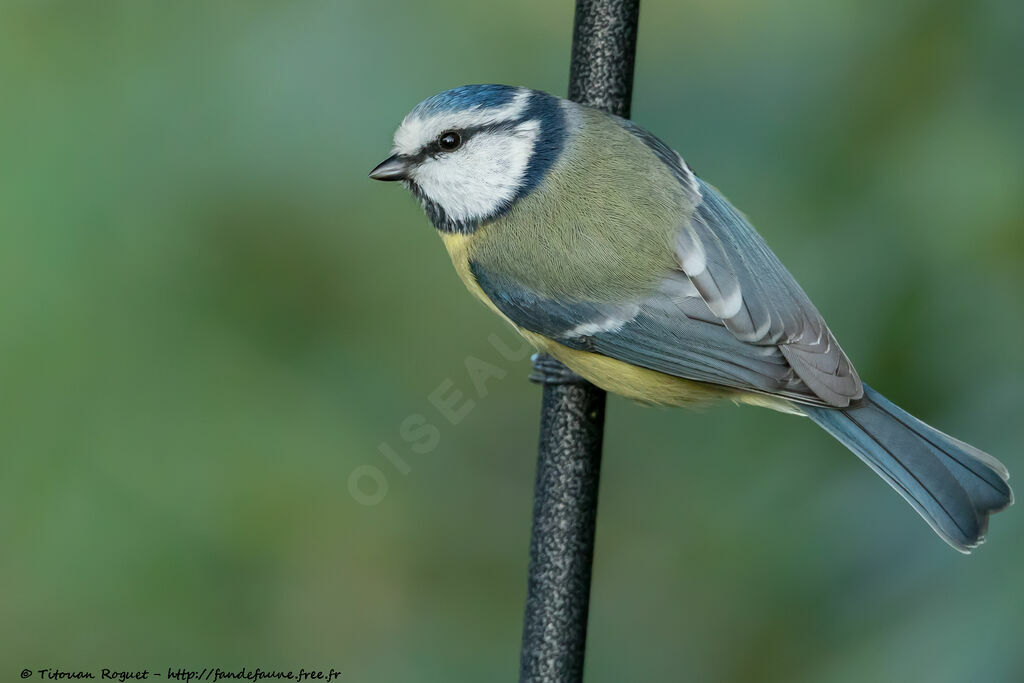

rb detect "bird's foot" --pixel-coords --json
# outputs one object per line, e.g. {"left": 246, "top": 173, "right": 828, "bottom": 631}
{"left": 529, "top": 353, "right": 589, "bottom": 385}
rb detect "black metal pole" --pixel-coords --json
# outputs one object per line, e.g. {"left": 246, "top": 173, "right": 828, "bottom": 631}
{"left": 519, "top": 2, "right": 639, "bottom": 682}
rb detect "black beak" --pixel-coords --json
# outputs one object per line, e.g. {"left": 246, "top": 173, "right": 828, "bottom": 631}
{"left": 369, "top": 154, "right": 410, "bottom": 181}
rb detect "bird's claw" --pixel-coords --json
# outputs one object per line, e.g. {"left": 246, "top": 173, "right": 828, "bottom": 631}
{"left": 529, "top": 353, "right": 589, "bottom": 385}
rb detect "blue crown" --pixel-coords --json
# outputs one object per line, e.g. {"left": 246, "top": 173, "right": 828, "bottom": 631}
{"left": 410, "top": 84, "right": 522, "bottom": 117}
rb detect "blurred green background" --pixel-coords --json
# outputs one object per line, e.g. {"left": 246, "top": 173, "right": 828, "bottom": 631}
{"left": 2, "top": 0, "right": 1022, "bottom": 680}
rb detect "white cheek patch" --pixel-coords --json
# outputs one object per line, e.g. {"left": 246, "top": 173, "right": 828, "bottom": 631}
{"left": 410, "top": 120, "right": 540, "bottom": 224}
{"left": 393, "top": 90, "right": 531, "bottom": 156}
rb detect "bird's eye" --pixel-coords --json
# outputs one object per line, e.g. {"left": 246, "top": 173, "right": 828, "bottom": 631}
{"left": 438, "top": 131, "right": 462, "bottom": 151}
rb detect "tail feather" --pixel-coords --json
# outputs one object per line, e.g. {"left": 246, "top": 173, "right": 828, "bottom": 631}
{"left": 803, "top": 383, "right": 1012, "bottom": 552}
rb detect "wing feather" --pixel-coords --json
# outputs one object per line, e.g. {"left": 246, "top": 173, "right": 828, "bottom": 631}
{"left": 677, "top": 178, "right": 863, "bottom": 406}
{"left": 471, "top": 262, "right": 826, "bottom": 405}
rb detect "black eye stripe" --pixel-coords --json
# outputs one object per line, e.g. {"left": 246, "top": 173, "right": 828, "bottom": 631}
{"left": 415, "top": 119, "right": 530, "bottom": 159}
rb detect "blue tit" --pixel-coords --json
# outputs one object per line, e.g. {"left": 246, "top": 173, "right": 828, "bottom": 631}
{"left": 370, "top": 84, "right": 1011, "bottom": 552}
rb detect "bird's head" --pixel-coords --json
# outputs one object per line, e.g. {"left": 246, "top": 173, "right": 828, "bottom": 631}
{"left": 370, "top": 85, "right": 567, "bottom": 233}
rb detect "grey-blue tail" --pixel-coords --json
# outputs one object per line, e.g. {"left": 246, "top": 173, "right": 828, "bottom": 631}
{"left": 803, "top": 383, "right": 1012, "bottom": 552}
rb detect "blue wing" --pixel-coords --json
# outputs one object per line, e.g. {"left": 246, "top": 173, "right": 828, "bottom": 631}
{"left": 621, "top": 117, "right": 861, "bottom": 404}
{"left": 472, "top": 262, "right": 830, "bottom": 405}
{"left": 679, "top": 177, "right": 863, "bottom": 406}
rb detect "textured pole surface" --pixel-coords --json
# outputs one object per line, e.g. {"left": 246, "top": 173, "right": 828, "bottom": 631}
{"left": 567, "top": 0, "right": 640, "bottom": 117}
{"left": 519, "top": 1, "right": 639, "bottom": 682}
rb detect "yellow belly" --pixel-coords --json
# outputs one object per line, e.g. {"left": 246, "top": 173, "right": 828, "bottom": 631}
{"left": 521, "top": 330, "right": 728, "bottom": 406}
